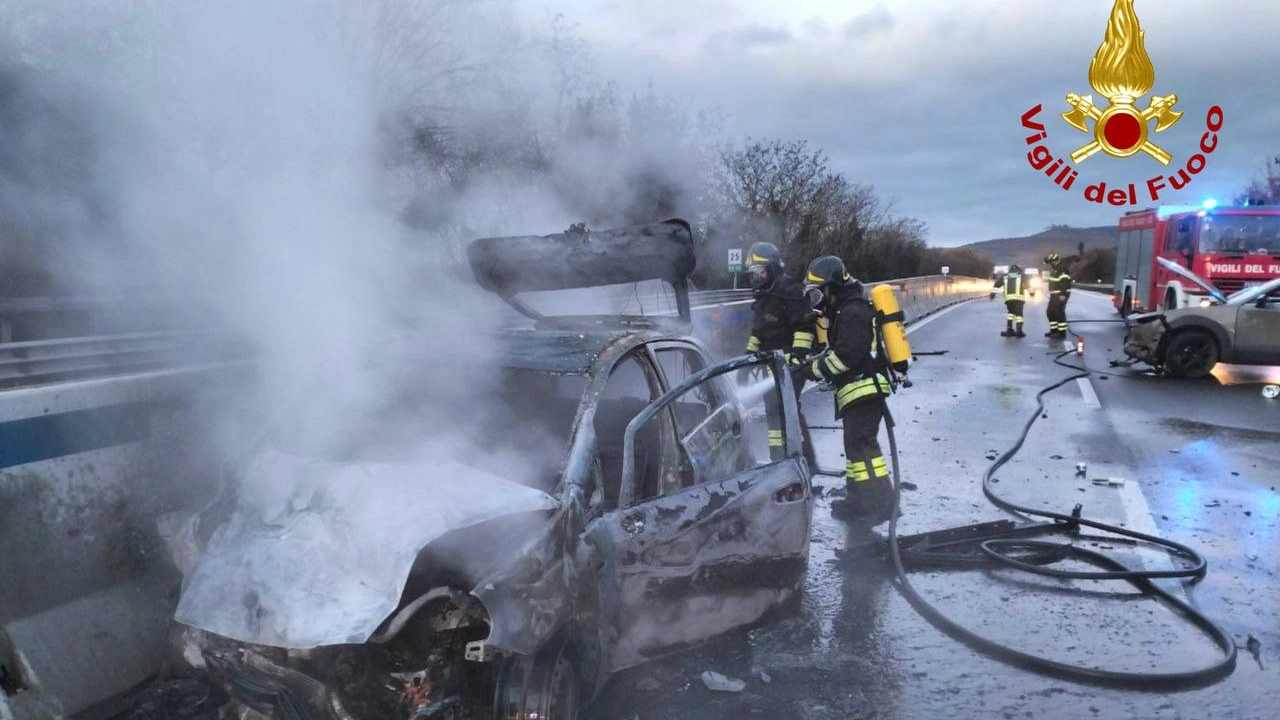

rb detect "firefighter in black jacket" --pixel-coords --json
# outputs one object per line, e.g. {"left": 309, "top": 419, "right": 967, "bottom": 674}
{"left": 800, "top": 255, "right": 895, "bottom": 524}
{"left": 744, "top": 242, "right": 817, "bottom": 458}
{"left": 1043, "top": 253, "right": 1073, "bottom": 338}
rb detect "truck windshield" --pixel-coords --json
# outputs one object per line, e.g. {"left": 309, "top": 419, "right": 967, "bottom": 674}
{"left": 1198, "top": 215, "right": 1280, "bottom": 254}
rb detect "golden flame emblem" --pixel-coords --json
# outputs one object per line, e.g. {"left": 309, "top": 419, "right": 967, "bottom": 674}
{"left": 1060, "top": 0, "right": 1182, "bottom": 164}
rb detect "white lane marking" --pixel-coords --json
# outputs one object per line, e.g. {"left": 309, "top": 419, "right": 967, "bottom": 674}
{"left": 1113, "top": 471, "right": 1189, "bottom": 598}
{"left": 1062, "top": 339, "right": 1102, "bottom": 409}
{"left": 1116, "top": 477, "right": 1161, "bottom": 540}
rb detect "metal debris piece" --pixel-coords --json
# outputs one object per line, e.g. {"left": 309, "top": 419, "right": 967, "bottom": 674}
{"left": 700, "top": 671, "right": 746, "bottom": 693}
{"left": 1246, "top": 635, "right": 1265, "bottom": 670}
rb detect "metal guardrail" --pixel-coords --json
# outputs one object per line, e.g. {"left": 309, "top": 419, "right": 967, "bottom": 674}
{"left": 690, "top": 289, "right": 753, "bottom": 306}
{"left": 0, "top": 295, "right": 212, "bottom": 343}
{"left": 1074, "top": 283, "right": 1113, "bottom": 292}
{"left": 0, "top": 276, "right": 988, "bottom": 391}
{"left": 0, "top": 331, "right": 249, "bottom": 389}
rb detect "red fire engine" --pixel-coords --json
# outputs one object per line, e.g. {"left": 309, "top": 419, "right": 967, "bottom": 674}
{"left": 1113, "top": 204, "right": 1280, "bottom": 314}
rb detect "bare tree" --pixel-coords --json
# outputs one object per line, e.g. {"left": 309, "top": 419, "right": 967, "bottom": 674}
{"left": 1236, "top": 156, "right": 1280, "bottom": 206}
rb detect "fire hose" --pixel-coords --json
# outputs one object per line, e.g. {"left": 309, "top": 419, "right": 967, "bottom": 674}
{"left": 876, "top": 347, "right": 1238, "bottom": 689}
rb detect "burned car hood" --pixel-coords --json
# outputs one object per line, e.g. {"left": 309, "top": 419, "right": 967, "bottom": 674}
{"left": 174, "top": 448, "right": 558, "bottom": 649}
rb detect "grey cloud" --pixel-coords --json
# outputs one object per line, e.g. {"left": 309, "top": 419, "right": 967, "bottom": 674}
{"left": 704, "top": 24, "right": 794, "bottom": 55}
{"left": 845, "top": 5, "right": 894, "bottom": 40}
{"left": 580, "top": 1, "right": 1280, "bottom": 244}
{"left": 802, "top": 17, "right": 832, "bottom": 41}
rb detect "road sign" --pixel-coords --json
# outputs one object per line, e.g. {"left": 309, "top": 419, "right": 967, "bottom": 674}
{"left": 728, "top": 248, "right": 743, "bottom": 273}
{"left": 941, "top": 265, "right": 951, "bottom": 275}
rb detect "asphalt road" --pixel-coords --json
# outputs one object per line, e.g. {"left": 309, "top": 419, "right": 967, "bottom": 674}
{"left": 587, "top": 292, "right": 1280, "bottom": 720}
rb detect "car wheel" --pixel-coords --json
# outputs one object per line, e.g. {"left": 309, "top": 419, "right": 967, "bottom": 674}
{"left": 494, "top": 641, "right": 580, "bottom": 720}
{"left": 1163, "top": 330, "right": 1219, "bottom": 379}
{"left": 1120, "top": 289, "right": 1133, "bottom": 318}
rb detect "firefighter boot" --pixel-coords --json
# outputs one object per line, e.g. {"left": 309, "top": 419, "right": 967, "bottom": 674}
{"left": 830, "top": 496, "right": 859, "bottom": 521}
{"left": 853, "top": 476, "right": 897, "bottom": 526}
{"left": 1015, "top": 322, "right": 1025, "bottom": 338}
{"left": 1001, "top": 320, "right": 1013, "bottom": 337}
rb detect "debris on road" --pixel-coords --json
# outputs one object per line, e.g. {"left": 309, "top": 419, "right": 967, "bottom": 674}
{"left": 1246, "top": 635, "right": 1265, "bottom": 670}
{"left": 1090, "top": 477, "right": 1125, "bottom": 487}
{"left": 700, "top": 671, "right": 746, "bottom": 693}
{"left": 751, "top": 665, "right": 773, "bottom": 684}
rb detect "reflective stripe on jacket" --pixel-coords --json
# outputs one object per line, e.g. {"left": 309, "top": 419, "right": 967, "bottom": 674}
{"left": 1046, "top": 271, "right": 1073, "bottom": 295}
{"left": 1003, "top": 274, "right": 1025, "bottom": 301}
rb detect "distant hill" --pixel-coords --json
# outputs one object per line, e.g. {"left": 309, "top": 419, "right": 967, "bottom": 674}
{"left": 961, "top": 225, "right": 1117, "bottom": 270}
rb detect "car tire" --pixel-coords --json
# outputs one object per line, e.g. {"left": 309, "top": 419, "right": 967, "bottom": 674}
{"left": 1163, "top": 329, "right": 1219, "bottom": 379}
{"left": 494, "top": 640, "right": 580, "bottom": 720}
{"left": 1120, "top": 289, "right": 1133, "bottom": 318}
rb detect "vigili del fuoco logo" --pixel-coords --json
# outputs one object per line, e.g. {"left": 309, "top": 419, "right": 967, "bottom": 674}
{"left": 1019, "top": 0, "right": 1223, "bottom": 206}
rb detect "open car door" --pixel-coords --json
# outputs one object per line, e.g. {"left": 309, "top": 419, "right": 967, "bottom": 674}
{"left": 593, "top": 351, "right": 813, "bottom": 671}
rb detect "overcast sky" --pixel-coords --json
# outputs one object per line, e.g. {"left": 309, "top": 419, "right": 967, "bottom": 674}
{"left": 515, "top": 0, "right": 1280, "bottom": 246}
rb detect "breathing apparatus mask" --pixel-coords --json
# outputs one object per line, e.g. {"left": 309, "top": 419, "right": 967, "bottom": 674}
{"left": 747, "top": 263, "right": 772, "bottom": 290}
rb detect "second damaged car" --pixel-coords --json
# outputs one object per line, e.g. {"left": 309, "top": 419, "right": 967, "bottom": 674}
{"left": 163, "top": 220, "right": 814, "bottom": 720}
{"left": 1123, "top": 257, "right": 1280, "bottom": 378}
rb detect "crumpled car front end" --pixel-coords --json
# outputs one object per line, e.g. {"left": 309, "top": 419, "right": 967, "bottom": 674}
{"left": 159, "top": 449, "right": 564, "bottom": 719}
{"left": 1123, "top": 313, "right": 1167, "bottom": 364}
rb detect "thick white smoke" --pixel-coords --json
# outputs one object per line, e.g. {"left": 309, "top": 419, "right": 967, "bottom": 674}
{"left": 0, "top": 0, "right": 714, "bottom": 473}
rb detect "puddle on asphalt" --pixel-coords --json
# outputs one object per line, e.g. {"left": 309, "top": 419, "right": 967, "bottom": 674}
{"left": 1160, "top": 418, "right": 1280, "bottom": 445}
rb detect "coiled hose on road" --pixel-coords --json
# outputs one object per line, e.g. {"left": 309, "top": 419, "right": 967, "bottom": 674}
{"left": 879, "top": 344, "right": 1239, "bottom": 689}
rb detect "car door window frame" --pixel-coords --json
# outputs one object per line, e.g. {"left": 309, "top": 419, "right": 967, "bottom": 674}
{"left": 619, "top": 351, "right": 800, "bottom": 508}
{"left": 588, "top": 346, "right": 670, "bottom": 511}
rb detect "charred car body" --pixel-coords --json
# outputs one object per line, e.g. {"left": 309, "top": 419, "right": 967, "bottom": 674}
{"left": 163, "top": 220, "right": 815, "bottom": 719}
{"left": 1123, "top": 258, "right": 1280, "bottom": 378}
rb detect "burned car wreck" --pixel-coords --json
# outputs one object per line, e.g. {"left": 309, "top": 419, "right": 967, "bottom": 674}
{"left": 1122, "top": 258, "right": 1280, "bottom": 378}
{"left": 158, "top": 220, "right": 814, "bottom": 720}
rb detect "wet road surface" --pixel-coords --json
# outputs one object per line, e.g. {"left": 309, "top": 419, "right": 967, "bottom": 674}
{"left": 587, "top": 292, "right": 1280, "bottom": 720}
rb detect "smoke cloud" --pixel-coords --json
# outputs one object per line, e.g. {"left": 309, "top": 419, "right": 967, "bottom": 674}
{"left": 0, "top": 0, "right": 717, "bottom": 584}
{"left": 1, "top": 0, "right": 707, "bottom": 414}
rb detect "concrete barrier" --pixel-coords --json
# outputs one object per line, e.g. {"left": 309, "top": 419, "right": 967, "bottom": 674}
{"left": 0, "top": 364, "right": 250, "bottom": 719}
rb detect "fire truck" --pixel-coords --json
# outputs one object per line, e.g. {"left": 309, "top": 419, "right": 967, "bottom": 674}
{"left": 1113, "top": 204, "right": 1280, "bottom": 314}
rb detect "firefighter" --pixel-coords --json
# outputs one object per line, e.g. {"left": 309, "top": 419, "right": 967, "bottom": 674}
{"left": 1001, "top": 263, "right": 1026, "bottom": 338}
{"left": 1043, "top": 253, "right": 1073, "bottom": 339}
{"left": 800, "top": 256, "right": 895, "bottom": 524}
{"left": 743, "top": 241, "right": 817, "bottom": 459}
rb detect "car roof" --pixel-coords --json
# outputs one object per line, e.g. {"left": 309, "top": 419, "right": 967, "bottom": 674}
{"left": 496, "top": 321, "right": 692, "bottom": 374}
